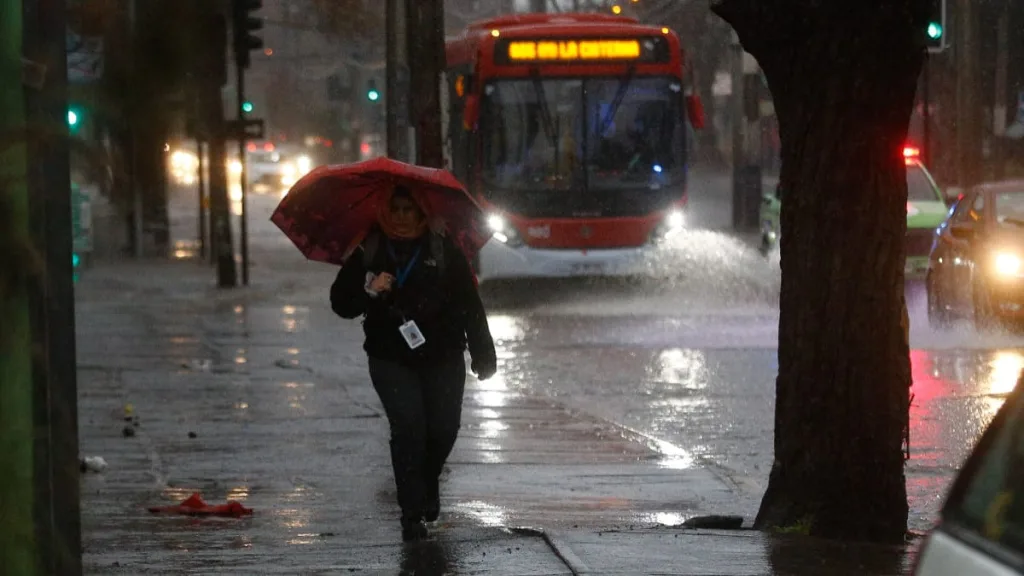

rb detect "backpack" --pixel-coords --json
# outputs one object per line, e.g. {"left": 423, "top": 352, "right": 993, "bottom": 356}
{"left": 362, "top": 229, "right": 446, "bottom": 278}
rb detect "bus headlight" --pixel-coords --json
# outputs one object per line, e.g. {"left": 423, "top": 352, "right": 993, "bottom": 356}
{"left": 993, "top": 252, "right": 1022, "bottom": 277}
{"left": 487, "top": 214, "right": 522, "bottom": 247}
{"left": 487, "top": 214, "right": 506, "bottom": 233}
{"left": 652, "top": 210, "right": 685, "bottom": 242}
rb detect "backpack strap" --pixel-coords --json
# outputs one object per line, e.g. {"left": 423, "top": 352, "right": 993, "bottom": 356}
{"left": 430, "top": 232, "right": 446, "bottom": 277}
{"left": 362, "top": 229, "right": 381, "bottom": 269}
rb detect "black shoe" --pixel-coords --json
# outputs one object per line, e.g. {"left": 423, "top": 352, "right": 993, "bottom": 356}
{"left": 401, "top": 517, "right": 428, "bottom": 542}
{"left": 423, "top": 477, "right": 440, "bottom": 522}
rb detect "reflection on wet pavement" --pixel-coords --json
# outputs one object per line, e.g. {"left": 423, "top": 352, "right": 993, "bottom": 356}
{"left": 488, "top": 281, "right": 1024, "bottom": 533}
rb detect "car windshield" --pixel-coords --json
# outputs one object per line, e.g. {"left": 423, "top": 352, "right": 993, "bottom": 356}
{"left": 481, "top": 76, "right": 684, "bottom": 192}
{"left": 995, "top": 191, "right": 1024, "bottom": 228}
{"left": 907, "top": 164, "right": 941, "bottom": 202}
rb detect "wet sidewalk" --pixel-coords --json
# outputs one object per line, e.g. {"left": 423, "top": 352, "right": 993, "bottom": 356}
{"left": 75, "top": 250, "right": 913, "bottom": 574}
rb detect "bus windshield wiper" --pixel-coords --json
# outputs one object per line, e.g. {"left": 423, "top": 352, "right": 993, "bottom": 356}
{"left": 597, "top": 66, "right": 636, "bottom": 138}
{"left": 530, "top": 71, "right": 559, "bottom": 149}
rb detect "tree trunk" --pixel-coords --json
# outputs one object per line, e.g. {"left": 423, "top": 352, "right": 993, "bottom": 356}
{"left": 713, "top": 2, "right": 923, "bottom": 543}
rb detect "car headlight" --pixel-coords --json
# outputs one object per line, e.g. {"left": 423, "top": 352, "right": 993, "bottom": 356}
{"left": 170, "top": 150, "right": 198, "bottom": 170}
{"left": 994, "top": 252, "right": 1022, "bottom": 276}
{"left": 296, "top": 155, "right": 313, "bottom": 175}
{"left": 229, "top": 160, "right": 243, "bottom": 175}
{"left": 280, "top": 163, "right": 298, "bottom": 186}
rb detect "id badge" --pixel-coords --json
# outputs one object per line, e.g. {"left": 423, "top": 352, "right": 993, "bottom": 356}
{"left": 399, "top": 320, "right": 426, "bottom": 350}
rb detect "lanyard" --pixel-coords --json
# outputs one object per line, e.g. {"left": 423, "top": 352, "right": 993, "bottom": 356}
{"left": 387, "top": 244, "right": 422, "bottom": 289}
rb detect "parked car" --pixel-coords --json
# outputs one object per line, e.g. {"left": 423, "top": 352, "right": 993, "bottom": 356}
{"left": 759, "top": 146, "right": 948, "bottom": 277}
{"left": 913, "top": 372, "right": 1024, "bottom": 575}
{"left": 926, "top": 181, "right": 1024, "bottom": 330}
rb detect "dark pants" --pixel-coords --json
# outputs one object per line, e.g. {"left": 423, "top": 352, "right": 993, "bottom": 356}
{"left": 369, "top": 353, "right": 466, "bottom": 520}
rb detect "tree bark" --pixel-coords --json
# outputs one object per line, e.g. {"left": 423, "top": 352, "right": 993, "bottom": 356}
{"left": 712, "top": 0, "right": 923, "bottom": 543}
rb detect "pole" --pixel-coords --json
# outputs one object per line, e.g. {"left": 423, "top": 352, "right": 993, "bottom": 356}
{"left": 386, "top": 0, "right": 409, "bottom": 160}
{"left": 203, "top": 13, "right": 238, "bottom": 288}
{"left": 922, "top": 55, "right": 931, "bottom": 167}
{"left": 127, "top": 0, "right": 143, "bottom": 258}
{"left": 405, "top": 0, "right": 446, "bottom": 168}
{"left": 955, "top": 0, "right": 980, "bottom": 187}
{"left": 22, "top": 0, "right": 83, "bottom": 572}
{"left": 2, "top": 1, "right": 37, "bottom": 573}
{"left": 730, "top": 31, "right": 745, "bottom": 229}
{"left": 197, "top": 139, "right": 207, "bottom": 259}
{"left": 236, "top": 65, "right": 249, "bottom": 286}
{"left": 993, "top": 3, "right": 1009, "bottom": 180}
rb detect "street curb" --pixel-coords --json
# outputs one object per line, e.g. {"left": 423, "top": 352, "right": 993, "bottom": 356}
{"left": 581, "top": 413, "right": 764, "bottom": 502}
{"left": 510, "top": 527, "right": 590, "bottom": 575}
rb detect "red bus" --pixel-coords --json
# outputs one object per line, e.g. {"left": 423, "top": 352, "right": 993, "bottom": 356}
{"left": 444, "top": 13, "right": 705, "bottom": 282}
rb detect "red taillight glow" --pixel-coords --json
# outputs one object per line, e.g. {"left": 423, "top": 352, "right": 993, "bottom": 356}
{"left": 263, "top": 143, "right": 275, "bottom": 152}
{"left": 360, "top": 142, "right": 371, "bottom": 155}
{"left": 903, "top": 146, "right": 921, "bottom": 159}
{"left": 246, "top": 142, "right": 257, "bottom": 152}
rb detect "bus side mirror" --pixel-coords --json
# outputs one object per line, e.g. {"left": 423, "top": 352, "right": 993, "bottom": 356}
{"left": 463, "top": 95, "right": 480, "bottom": 131}
{"left": 686, "top": 93, "right": 705, "bottom": 130}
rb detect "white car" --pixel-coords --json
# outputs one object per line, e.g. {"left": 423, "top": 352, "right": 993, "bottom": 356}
{"left": 242, "top": 144, "right": 314, "bottom": 194}
{"left": 914, "top": 375, "right": 1024, "bottom": 575}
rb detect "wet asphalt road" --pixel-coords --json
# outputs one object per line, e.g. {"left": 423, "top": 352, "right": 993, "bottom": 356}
{"left": 168, "top": 166, "right": 1024, "bottom": 536}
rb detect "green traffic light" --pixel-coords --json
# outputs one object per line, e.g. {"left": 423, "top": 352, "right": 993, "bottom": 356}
{"left": 67, "top": 109, "right": 79, "bottom": 126}
{"left": 367, "top": 90, "right": 380, "bottom": 102}
{"left": 927, "top": 22, "right": 943, "bottom": 39}
{"left": 72, "top": 253, "right": 80, "bottom": 267}
{"left": 242, "top": 101, "right": 254, "bottom": 113}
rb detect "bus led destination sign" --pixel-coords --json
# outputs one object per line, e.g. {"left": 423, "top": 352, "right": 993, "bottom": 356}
{"left": 507, "top": 39, "right": 642, "bottom": 62}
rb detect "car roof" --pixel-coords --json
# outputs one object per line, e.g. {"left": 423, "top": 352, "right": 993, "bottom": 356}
{"left": 974, "top": 180, "right": 1024, "bottom": 195}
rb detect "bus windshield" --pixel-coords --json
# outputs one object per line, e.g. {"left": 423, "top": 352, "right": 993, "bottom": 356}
{"left": 481, "top": 76, "right": 684, "bottom": 193}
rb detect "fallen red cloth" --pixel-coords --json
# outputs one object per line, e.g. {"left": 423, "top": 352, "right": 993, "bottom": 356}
{"left": 148, "top": 492, "right": 253, "bottom": 517}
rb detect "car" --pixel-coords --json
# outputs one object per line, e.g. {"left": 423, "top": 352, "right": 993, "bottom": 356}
{"left": 912, "top": 372, "right": 1024, "bottom": 575}
{"left": 759, "top": 146, "right": 948, "bottom": 276}
{"left": 233, "top": 143, "right": 315, "bottom": 195}
{"left": 927, "top": 181, "right": 1024, "bottom": 330}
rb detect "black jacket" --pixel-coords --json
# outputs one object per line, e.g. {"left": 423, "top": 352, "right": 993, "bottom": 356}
{"left": 330, "top": 231, "right": 497, "bottom": 370}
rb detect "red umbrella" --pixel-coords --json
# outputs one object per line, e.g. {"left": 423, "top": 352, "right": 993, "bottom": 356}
{"left": 271, "top": 157, "right": 489, "bottom": 266}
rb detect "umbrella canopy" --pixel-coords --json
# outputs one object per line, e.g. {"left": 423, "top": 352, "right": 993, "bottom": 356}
{"left": 271, "top": 157, "right": 490, "bottom": 266}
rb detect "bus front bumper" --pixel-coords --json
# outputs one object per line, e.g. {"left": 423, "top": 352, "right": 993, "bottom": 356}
{"left": 476, "top": 239, "right": 652, "bottom": 282}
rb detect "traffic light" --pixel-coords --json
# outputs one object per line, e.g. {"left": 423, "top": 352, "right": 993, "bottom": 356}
{"left": 242, "top": 100, "right": 254, "bottom": 113}
{"left": 367, "top": 79, "right": 380, "bottom": 102}
{"left": 924, "top": 0, "right": 946, "bottom": 53}
{"left": 231, "top": 0, "right": 263, "bottom": 69}
{"left": 67, "top": 105, "right": 84, "bottom": 133}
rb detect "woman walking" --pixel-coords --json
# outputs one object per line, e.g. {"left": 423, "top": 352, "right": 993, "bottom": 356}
{"left": 330, "top": 185, "right": 497, "bottom": 542}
